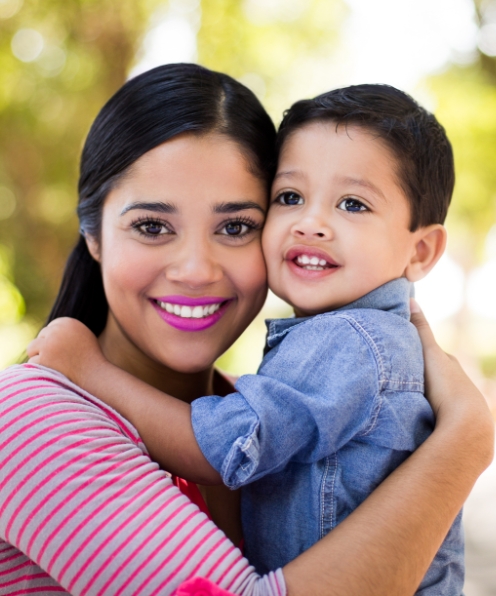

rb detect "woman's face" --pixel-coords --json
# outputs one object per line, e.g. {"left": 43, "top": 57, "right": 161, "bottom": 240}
{"left": 87, "top": 133, "right": 268, "bottom": 375}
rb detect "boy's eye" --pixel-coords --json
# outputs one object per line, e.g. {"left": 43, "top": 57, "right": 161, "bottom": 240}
{"left": 275, "top": 192, "right": 303, "bottom": 206}
{"left": 337, "top": 198, "right": 368, "bottom": 213}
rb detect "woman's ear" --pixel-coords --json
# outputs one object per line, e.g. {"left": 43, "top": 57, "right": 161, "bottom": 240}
{"left": 405, "top": 224, "right": 447, "bottom": 282}
{"left": 85, "top": 234, "right": 101, "bottom": 263}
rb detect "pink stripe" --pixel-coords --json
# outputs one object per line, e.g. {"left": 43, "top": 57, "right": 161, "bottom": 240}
{"left": 64, "top": 479, "right": 166, "bottom": 591}
{"left": 113, "top": 509, "right": 200, "bottom": 596}
{"left": 0, "top": 370, "right": 141, "bottom": 443}
{"left": 4, "top": 588, "right": 67, "bottom": 595}
{"left": 0, "top": 418, "right": 93, "bottom": 521}
{"left": 4, "top": 430, "right": 109, "bottom": 540}
{"left": 0, "top": 550, "right": 24, "bottom": 565}
{"left": 19, "top": 438, "right": 115, "bottom": 552}
{"left": 225, "top": 561, "right": 251, "bottom": 593}
{"left": 0, "top": 389, "right": 54, "bottom": 421}
{"left": 149, "top": 527, "right": 221, "bottom": 595}
{"left": 83, "top": 495, "right": 180, "bottom": 596}
{"left": 93, "top": 495, "right": 186, "bottom": 596}
{"left": 0, "top": 573, "right": 53, "bottom": 588}
{"left": 12, "top": 433, "right": 105, "bottom": 544}
{"left": 46, "top": 455, "right": 143, "bottom": 575}
{"left": 0, "top": 376, "right": 54, "bottom": 399}
{"left": 35, "top": 450, "right": 131, "bottom": 565}
{"left": 0, "top": 560, "right": 32, "bottom": 576}
{"left": 191, "top": 538, "right": 235, "bottom": 584}
{"left": 0, "top": 393, "right": 65, "bottom": 440}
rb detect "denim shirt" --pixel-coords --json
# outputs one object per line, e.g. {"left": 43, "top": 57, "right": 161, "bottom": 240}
{"left": 191, "top": 278, "right": 464, "bottom": 594}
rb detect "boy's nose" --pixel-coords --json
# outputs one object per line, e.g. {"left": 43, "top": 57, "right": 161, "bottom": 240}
{"left": 291, "top": 214, "right": 332, "bottom": 240}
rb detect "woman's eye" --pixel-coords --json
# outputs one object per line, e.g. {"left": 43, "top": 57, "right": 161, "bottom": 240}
{"left": 275, "top": 192, "right": 303, "bottom": 206}
{"left": 337, "top": 198, "right": 368, "bottom": 213}
{"left": 134, "top": 221, "right": 171, "bottom": 236}
{"left": 221, "top": 222, "right": 250, "bottom": 236}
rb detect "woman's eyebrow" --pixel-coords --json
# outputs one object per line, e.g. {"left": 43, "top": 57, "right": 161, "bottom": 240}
{"left": 213, "top": 201, "right": 265, "bottom": 214}
{"left": 120, "top": 201, "right": 177, "bottom": 215}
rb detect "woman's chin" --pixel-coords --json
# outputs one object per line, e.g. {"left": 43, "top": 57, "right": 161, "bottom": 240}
{"left": 153, "top": 350, "right": 218, "bottom": 376}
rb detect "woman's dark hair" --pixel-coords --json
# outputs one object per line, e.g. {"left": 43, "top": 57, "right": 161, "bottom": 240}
{"left": 48, "top": 63, "right": 276, "bottom": 335}
{"left": 277, "top": 84, "right": 454, "bottom": 231}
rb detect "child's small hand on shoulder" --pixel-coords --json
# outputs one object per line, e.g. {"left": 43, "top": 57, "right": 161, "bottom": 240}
{"left": 27, "top": 317, "right": 105, "bottom": 386}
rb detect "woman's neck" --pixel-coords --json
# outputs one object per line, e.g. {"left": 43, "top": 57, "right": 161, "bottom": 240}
{"left": 98, "top": 323, "right": 215, "bottom": 404}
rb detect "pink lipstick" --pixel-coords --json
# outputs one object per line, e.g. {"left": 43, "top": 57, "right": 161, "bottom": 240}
{"left": 150, "top": 295, "right": 232, "bottom": 332}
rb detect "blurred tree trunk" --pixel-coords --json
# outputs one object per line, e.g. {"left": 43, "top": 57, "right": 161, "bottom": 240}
{"left": 0, "top": 0, "right": 160, "bottom": 324}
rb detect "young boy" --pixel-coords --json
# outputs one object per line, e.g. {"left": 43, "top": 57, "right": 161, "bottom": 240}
{"left": 29, "top": 85, "right": 463, "bottom": 593}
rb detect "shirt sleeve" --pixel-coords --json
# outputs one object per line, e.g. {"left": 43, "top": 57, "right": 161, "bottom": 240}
{"left": 191, "top": 315, "right": 380, "bottom": 489}
{"left": 0, "top": 364, "right": 286, "bottom": 596}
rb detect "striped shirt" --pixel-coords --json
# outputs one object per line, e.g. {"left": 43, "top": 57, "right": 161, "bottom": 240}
{"left": 0, "top": 364, "right": 286, "bottom": 596}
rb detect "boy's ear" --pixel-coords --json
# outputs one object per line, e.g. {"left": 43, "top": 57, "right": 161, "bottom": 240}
{"left": 404, "top": 224, "right": 447, "bottom": 282}
{"left": 85, "top": 234, "right": 101, "bottom": 263}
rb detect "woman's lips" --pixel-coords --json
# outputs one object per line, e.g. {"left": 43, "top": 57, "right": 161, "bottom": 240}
{"left": 150, "top": 296, "right": 232, "bottom": 332}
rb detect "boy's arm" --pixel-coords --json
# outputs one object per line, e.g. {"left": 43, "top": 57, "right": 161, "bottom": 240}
{"left": 27, "top": 318, "right": 221, "bottom": 485}
{"left": 281, "top": 304, "right": 495, "bottom": 596}
{"left": 191, "top": 316, "right": 386, "bottom": 488}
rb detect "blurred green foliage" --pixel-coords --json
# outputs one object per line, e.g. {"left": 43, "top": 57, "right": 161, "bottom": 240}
{"left": 197, "top": 0, "right": 347, "bottom": 121}
{"left": 430, "top": 64, "right": 496, "bottom": 262}
{"left": 425, "top": 0, "right": 496, "bottom": 263}
{"left": 1, "top": 0, "right": 496, "bottom": 371}
{"left": 0, "top": 0, "right": 161, "bottom": 328}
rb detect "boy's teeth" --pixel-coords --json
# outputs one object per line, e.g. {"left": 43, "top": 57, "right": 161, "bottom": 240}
{"left": 295, "top": 254, "right": 330, "bottom": 269}
{"left": 157, "top": 301, "right": 222, "bottom": 318}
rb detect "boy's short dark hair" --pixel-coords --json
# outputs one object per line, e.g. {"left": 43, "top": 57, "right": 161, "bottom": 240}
{"left": 277, "top": 84, "right": 454, "bottom": 231}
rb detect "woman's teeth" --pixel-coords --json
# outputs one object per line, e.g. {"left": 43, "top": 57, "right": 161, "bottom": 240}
{"left": 157, "top": 302, "right": 222, "bottom": 318}
{"left": 295, "top": 254, "right": 330, "bottom": 270}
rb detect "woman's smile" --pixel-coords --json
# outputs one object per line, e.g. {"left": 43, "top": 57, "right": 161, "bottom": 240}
{"left": 151, "top": 296, "right": 234, "bottom": 331}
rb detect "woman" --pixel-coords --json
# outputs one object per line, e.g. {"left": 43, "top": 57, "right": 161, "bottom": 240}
{"left": 0, "top": 63, "right": 493, "bottom": 596}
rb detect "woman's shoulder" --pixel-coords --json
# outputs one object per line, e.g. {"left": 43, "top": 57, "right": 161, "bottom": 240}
{"left": 0, "top": 363, "right": 143, "bottom": 445}
{"left": 0, "top": 363, "right": 93, "bottom": 405}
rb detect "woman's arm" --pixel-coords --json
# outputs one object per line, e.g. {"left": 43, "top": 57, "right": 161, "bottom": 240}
{"left": 282, "top": 302, "right": 494, "bottom": 596}
{"left": 27, "top": 318, "right": 221, "bottom": 485}
{"left": 0, "top": 364, "right": 284, "bottom": 596}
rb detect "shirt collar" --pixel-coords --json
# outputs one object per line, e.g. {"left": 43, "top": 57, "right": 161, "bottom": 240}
{"left": 266, "top": 277, "right": 413, "bottom": 349}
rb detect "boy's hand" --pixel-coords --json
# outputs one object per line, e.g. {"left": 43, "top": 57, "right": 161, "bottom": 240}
{"left": 27, "top": 318, "right": 106, "bottom": 386}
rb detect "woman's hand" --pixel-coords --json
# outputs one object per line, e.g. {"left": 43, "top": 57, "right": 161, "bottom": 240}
{"left": 410, "top": 298, "right": 494, "bottom": 464}
{"left": 26, "top": 317, "right": 106, "bottom": 387}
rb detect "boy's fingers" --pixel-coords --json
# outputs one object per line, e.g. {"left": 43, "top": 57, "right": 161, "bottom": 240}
{"left": 26, "top": 339, "right": 39, "bottom": 358}
{"left": 409, "top": 298, "right": 437, "bottom": 351}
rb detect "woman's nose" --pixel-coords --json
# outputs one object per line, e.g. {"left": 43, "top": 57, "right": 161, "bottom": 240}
{"left": 290, "top": 211, "right": 333, "bottom": 240}
{"left": 166, "top": 240, "right": 223, "bottom": 288}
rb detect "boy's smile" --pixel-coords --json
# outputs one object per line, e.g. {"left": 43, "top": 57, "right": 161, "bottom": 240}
{"left": 263, "top": 121, "right": 428, "bottom": 317}
{"left": 285, "top": 245, "right": 340, "bottom": 278}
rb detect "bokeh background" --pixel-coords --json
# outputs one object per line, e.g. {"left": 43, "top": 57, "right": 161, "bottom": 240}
{"left": 1, "top": 0, "right": 496, "bottom": 593}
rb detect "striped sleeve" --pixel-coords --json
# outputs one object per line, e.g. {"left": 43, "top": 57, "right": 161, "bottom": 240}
{"left": 0, "top": 364, "right": 286, "bottom": 596}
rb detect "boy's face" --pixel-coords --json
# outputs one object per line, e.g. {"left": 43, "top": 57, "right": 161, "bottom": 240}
{"left": 263, "top": 122, "right": 422, "bottom": 317}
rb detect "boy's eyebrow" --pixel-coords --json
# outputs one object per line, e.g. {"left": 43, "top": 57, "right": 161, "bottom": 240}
{"left": 120, "top": 201, "right": 177, "bottom": 215}
{"left": 339, "top": 177, "right": 387, "bottom": 202}
{"left": 273, "top": 170, "right": 304, "bottom": 181}
{"left": 213, "top": 201, "right": 266, "bottom": 215}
